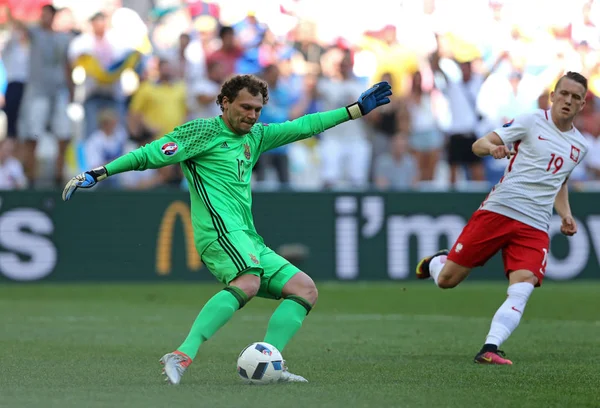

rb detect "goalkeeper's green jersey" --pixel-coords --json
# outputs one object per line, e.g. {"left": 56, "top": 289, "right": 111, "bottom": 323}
{"left": 105, "top": 108, "right": 349, "bottom": 254}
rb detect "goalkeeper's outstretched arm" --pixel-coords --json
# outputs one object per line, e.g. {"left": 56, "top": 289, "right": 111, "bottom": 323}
{"left": 62, "top": 131, "right": 194, "bottom": 201}
{"left": 104, "top": 134, "right": 190, "bottom": 175}
{"left": 259, "top": 81, "right": 392, "bottom": 153}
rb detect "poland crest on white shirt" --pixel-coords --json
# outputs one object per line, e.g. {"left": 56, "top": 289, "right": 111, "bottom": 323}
{"left": 480, "top": 109, "right": 589, "bottom": 232}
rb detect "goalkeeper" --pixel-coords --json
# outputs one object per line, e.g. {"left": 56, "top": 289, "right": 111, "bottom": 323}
{"left": 62, "top": 74, "right": 392, "bottom": 385}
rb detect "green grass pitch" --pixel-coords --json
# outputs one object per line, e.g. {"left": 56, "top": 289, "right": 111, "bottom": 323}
{"left": 0, "top": 281, "right": 598, "bottom": 408}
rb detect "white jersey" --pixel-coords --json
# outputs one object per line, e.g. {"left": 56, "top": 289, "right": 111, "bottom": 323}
{"left": 318, "top": 77, "right": 368, "bottom": 142}
{"left": 480, "top": 109, "right": 589, "bottom": 232}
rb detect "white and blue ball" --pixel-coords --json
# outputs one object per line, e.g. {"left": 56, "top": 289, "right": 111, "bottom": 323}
{"left": 237, "top": 342, "right": 283, "bottom": 384}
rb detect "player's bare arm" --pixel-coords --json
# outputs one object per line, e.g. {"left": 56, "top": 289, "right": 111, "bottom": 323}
{"left": 554, "top": 181, "right": 577, "bottom": 236}
{"left": 472, "top": 132, "right": 514, "bottom": 159}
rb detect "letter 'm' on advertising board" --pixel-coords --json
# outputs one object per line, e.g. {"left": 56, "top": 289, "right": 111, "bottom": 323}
{"left": 156, "top": 201, "right": 201, "bottom": 275}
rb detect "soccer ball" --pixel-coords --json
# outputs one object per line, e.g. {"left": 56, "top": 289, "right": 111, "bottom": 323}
{"left": 237, "top": 342, "right": 284, "bottom": 384}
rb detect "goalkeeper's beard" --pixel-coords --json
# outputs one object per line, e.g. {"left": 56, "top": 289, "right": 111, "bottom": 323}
{"left": 226, "top": 113, "right": 254, "bottom": 135}
{"left": 239, "top": 120, "right": 255, "bottom": 132}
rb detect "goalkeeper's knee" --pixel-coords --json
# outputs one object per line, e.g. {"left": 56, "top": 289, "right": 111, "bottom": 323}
{"left": 284, "top": 272, "right": 318, "bottom": 309}
{"left": 285, "top": 295, "right": 313, "bottom": 315}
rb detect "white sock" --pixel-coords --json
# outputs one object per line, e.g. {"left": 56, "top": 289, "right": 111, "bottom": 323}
{"left": 484, "top": 282, "right": 534, "bottom": 347}
{"left": 429, "top": 255, "right": 446, "bottom": 287}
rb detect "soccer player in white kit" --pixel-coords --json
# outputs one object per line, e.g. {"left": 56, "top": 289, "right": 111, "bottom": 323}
{"left": 415, "top": 71, "right": 589, "bottom": 365}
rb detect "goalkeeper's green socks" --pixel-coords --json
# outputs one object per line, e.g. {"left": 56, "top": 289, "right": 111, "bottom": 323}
{"left": 177, "top": 287, "right": 247, "bottom": 360}
{"left": 264, "top": 296, "right": 312, "bottom": 352}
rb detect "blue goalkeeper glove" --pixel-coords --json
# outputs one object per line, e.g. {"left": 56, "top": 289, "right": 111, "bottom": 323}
{"left": 62, "top": 166, "right": 108, "bottom": 201}
{"left": 346, "top": 81, "right": 392, "bottom": 120}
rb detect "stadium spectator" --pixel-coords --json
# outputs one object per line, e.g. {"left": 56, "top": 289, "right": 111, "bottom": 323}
{"left": 318, "top": 50, "right": 371, "bottom": 189}
{"left": 10, "top": 4, "right": 73, "bottom": 187}
{"left": 430, "top": 48, "right": 486, "bottom": 187}
{"left": 170, "top": 31, "right": 208, "bottom": 101}
{"left": 373, "top": 134, "right": 418, "bottom": 190}
{"left": 365, "top": 72, "right": 409, "bottom": 170}
{"left": 83, "top": 108, "right": 127, "bottom": 190}
{"left": 576, "top": 92, "right": 600, "bottom": 183}
{"left": 2, "top": 0, "right": 600, "bottom": 192}
{"left": 206, "top": 26, "right": 243, "bottom": 79}
{"left": 253, "top": 63, "right": 302, "bottom": 187}
{"left": 128, "top": 57, "right": 186, "bottom": 187}
{"left": 128, "top": 58, "right": 186, "bottom": 140}
{"left": 188, "top": 59, "right": 227, "bottom": 120}
{"left": 0, "top": 137, "right": 27, "bottom": 190}
{"left": 68, "top": 11, "right": 126, "bottom": 139}
{"left": 406, "top": 70, "right": 444, "bottom": 182}
{"left": 359, "top": 24, "right": 419, "bottom": 97}
{"left": 2, "top": 23, "right": 29, "bottom": 141}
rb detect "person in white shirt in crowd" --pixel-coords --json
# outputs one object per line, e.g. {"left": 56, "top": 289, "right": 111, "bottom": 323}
{"left": 188, "top": 59, "right": 227, "bottom": 120}
{"left": 319, "top": 50, "right": 371, "bottom": 189}
{"left": 0, "top": 137, "right": 27, "bottom": 190}
{"left": 84, "top": 108, "right": 127, "bottom": 170}
{"left": 170, "top": 32, "right": 209, "bottom": 117}
{"left": 85, "top": 107, "right": 162, "bottom": 190}
{"left": 430, "top": 43, "right": 506, "bottom": 187}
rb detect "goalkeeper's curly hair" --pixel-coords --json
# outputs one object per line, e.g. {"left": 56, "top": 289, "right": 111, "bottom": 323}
{"left": 217, "top": 74, "right": 269, "bottom": 112}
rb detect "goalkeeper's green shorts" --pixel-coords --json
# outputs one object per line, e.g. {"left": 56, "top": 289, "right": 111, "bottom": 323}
{"left": 201, "top": 230, "right": 301, "bottom": 299}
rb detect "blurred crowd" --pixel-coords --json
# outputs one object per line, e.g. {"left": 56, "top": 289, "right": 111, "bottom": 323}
{"left": 1, "top": 0, "right": 600, "bottom": 192}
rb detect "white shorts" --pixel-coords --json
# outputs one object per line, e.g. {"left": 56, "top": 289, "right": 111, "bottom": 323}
{"left": 319, "top": 135, "right": 372, "bottom": 187}
{"left": 18, "top": 87, "right": 72, "bottom": 141}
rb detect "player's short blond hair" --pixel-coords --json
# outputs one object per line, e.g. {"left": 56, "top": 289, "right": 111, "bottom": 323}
{"left": 555, "top": 71, "right": 587, "bottom": 95}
